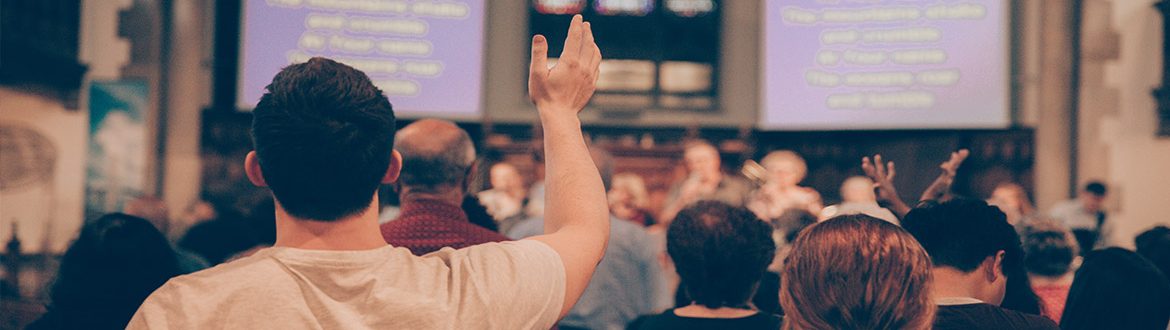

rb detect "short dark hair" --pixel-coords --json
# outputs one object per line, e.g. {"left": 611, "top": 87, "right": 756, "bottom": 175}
{"left": 251, "top": 57, "right": 396, "bottom": 221}
{"left": 395, "top": 121, "right": 475, "bottom": 194}
{"left": 1135, "top": 226, "right": 1170, "bottom": 279}
{"left": 668, "top": 201, "right": 776, "bottom": 309}
{"left": 1083, "top": 181, "right": 1107, "bottom": 196}
{"left": 43, "top": 213, "right": 181, "bottom": 328}
{"left": 902, "top": 199, "right": 1023, "bottom": 275}
{"left": 1022, "top": 226, "right": 1077, "bottom": 277}
{"left": 1061, "top": 248, "right": 1170, "bottom": 330}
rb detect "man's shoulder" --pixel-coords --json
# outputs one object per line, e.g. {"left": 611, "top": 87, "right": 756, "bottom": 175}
{"left": 154, "top": 249, "right": 282, "bottom": 292}
{"left": 937, "top": 304, "right": 1059, "bottom": 330}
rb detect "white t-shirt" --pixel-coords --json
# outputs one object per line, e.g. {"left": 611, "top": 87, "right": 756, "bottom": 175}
{"left": 127, "top": 240, "right": 566, "bottom": 329}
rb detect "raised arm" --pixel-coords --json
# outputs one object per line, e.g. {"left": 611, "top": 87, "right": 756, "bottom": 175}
{"left": 862, "top": 154, "right": 912, "bottom": 218}
{"left": 523, "top": 15, "right": 611, "bottom": 318}
{"left": 918, "top": 149, "right": 969, "bottom": 202}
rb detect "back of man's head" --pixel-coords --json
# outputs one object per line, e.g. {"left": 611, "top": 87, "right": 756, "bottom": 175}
{"left": 251, "top": 57, "right": 396, "bottom": 221}
{"left": 395, "top": 119, "right": 475, "bottom": 195}
{"left": 668, "top": 201, "right": 776, "bottom": 309}
{"left": 902, "top": 199, "right": 1023, "bottom": 275}
{"left": 1084, "top": 181, "right": 1108, "bottom": 196}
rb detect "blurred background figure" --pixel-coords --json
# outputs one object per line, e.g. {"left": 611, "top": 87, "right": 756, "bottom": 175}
{"left": 26, "top": 214, "right": 183, "bottom": 330}
{"left": 1020, "top": 222, "right": 1078, "bottom": 323}
{"left": 780, "top": 214, "right": 935, "bottom": 330}
{"left": 1048, "top": 181, "right": 1113, "bottom": 254}
{"left": 987, "top": 182, "right": 1037, "bottom": 228}
{"left": 819, "top": 176, "right": 899, "bottom": 224}
{"left": 767, "top": 209, "right": 817, "bottom": 273}
{"left": 659, "top": 141, "right": 750, "bottom": 224}
{"left": 747, "top": 150, "right": 822, "bottom": 220}
{"left": 476, "top": 162, "right": 529, "bottom": 233}
{"left": 609, "top": 172, "right": 655, "bottom": 227}
{"left": 509, "top": 147, "right": 666, "bottom": 330}
{"left": 1059, "top": 248, "right": 1170, "bottom": 330}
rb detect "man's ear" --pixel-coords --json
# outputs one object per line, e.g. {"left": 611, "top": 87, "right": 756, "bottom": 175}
{"left": 984, "top": 250, "right": 1007, "bottom": 283}
{"left": 245, "top": 151, "right": 268, "bottom": 187}
{"left": 382, "top": 150, "right": 403, "bottom": 184}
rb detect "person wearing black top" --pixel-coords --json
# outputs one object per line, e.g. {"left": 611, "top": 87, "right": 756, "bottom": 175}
{"left": 628, "top": 201, "right": 781, "bottom": 330}
{"left": 902, "top": 200, "right": 1058, "bottom": 330}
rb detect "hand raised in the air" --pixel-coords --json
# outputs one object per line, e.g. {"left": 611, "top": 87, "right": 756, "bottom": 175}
{"left": 528, "top": 14, "right": 602, "bottom": 116}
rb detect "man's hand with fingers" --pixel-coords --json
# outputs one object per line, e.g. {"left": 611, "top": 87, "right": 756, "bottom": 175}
{"left": 529, "top": 15, "right": 601, "bottom": 116}
{"left": 862, "top": 154, "right": 912, "bottom": 218}
{"left": 920, "top": 149, "right": 970, "bottom": 202}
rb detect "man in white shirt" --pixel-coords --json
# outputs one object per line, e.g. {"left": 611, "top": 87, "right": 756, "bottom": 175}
{"left": 129, "top": 15, "right": 609, "bottom": 329}
{"left": 1049, "top": 181, "right": 1112, "bottom": 253}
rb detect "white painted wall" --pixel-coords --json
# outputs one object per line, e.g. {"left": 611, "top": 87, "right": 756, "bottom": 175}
{"left": 1089, "top": 0, "right": 1170, "bottom": 248}
{"left": 0, "top": 89, "right": 88, "bottom": 253}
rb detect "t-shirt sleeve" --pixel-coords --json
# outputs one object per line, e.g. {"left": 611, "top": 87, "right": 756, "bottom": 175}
{"left": 125, "top": 282, "right": 178, "bottom": 330}
{"left": 441, "top": 240, "right": 567, "bottom": 330}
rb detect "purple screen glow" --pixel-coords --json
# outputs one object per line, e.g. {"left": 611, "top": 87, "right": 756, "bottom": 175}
{"left": 239, "top": 0, "right": 486, "bottom": 118}
{"left": 762, "top": 1, "right": 1009, "bottom": 130}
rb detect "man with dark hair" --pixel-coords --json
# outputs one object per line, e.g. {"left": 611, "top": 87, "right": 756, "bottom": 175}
{"left": 130, "top": 15, "right": 611, "bottom": 329}
{"left": 1135, "top": 225, "right": 1170, "bottom": 279}
{"left": 629, "top": 201, "right": 781, "bottom": 329}
{"left": 508, "top": 146, "right": 667, "bottom": 330}
{"left": 1049, "top": 181, "right": 1113, "bottom": 253}
{"left": 901, "top": 199, "right": 1058, "bottom": 330}
{"left": 380, "top": 119, "right": 510, "bottom": 255}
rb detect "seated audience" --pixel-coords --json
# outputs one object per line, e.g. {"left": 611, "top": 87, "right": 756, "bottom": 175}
{"left": 1060, "top": 248, "right": 1170, "bottom": 330}
{"left": 380, "top": 119, "right": 510, "bottom": 255}
{"left": 629, "top": 201, "right": 781, "bottom": 330}
{"left": 1135, "top": 225, "right": 1170, "bottom": 278}
{"left": 819, "top": 176, "right": 899, "bottom": 224}
{"left": 609, "top": 172, "right": 656, "bottom": 226}
{"left": 1020, "top": 223, "right": 1078, "bottom": 322}
{"left": 509, "top": 147, "right": 667, "bottom": 330}
{"left": 780, "top": 214, "right": 935, "bottom": 330}
{"left": 901, "top": 199, "right": 1058, "bottom": 330}
{"left": 747, "top": 150, "right": 822, "bottom": 219}
{"left": 129, "top": 16, "right": 610, "bottom": 329}
{"left": 659, "top": 141, "right": 751, "bottom": 223}
{"left": 1048, "top": 181, "right": 1113, "bottom": 253}
{"left": 27, "top": 213, "right": 183, "bottom": 330}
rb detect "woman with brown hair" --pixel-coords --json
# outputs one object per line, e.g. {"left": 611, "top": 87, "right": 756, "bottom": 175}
{"left": 780, "top": 214, "right": 936, "bottom": 330}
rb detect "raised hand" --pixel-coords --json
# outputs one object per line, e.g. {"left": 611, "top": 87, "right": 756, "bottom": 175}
{"left": 862, "top": 154, "right": 911, "bottom": 218}
{"left": 940, "top": 149, "right": 970, "bottom": 178}
{"left": 919, "top": 149, "right": 970, "bottom": 202}
{"left": 529, "top": 15, "right": 602, "bottom": 116}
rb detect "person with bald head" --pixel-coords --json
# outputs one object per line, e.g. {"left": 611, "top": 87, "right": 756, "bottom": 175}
{"left": 380, "top": 119, "right": 511, "bottom": 255}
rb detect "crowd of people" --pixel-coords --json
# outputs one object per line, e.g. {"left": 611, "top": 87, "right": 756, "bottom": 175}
{"left": 19, "top": 16, "right": 1170, "bottom": 329}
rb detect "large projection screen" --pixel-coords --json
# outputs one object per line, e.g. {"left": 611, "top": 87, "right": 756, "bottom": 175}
{"left": 238, "top": 0, "right": 486, "bottom": 118}
{"left": 761, "top": 1, "right": 1010, "bottom": 130}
